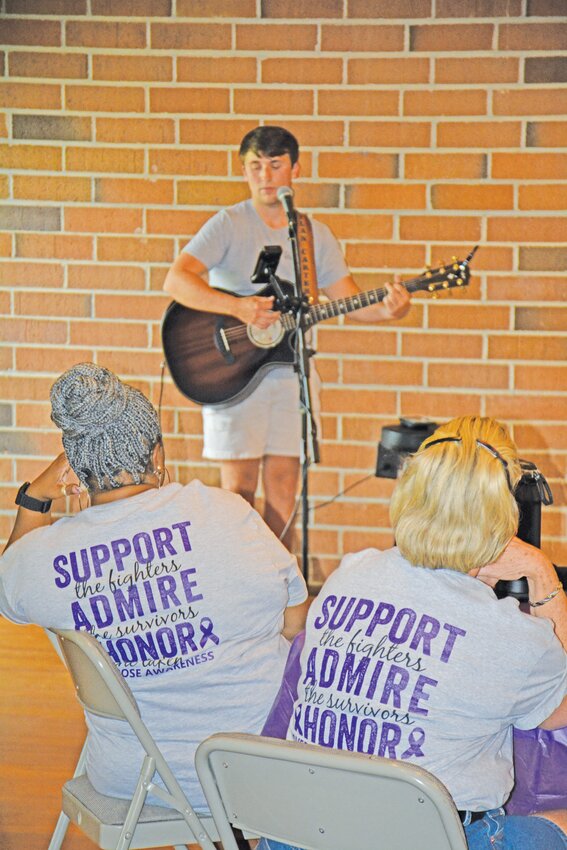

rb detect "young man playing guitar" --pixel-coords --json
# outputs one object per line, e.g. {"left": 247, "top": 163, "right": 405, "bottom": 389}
{"left": 163, "top": 126, "right": 411, "bottom": 549}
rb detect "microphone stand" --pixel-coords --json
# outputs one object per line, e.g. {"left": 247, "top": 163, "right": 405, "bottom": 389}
{"left": 282, "top": 204, "right": 319, "bottom": 582}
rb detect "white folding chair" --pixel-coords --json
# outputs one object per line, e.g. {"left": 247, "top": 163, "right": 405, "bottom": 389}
{"left": 49, "top": 627, "right": 219, "bottom": 850}
{"left": 196, "top": 732, "right": 468, "bottom": 850}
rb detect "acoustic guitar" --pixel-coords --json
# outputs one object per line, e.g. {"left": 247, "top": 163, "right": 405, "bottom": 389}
{"left": 162, "top": 247, "right": 478, "bottom": 408}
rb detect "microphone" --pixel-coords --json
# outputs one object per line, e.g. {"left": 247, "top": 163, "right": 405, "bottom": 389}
{"left": 277, "top": 185, "right": 295, "bottom": 222}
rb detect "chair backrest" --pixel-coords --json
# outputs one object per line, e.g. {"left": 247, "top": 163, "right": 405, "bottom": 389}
{"left": 196, "top": 733, "right": 468, "bottom": 850}
{"left": 51, "top": 627, "right": 140, "bottom": 721}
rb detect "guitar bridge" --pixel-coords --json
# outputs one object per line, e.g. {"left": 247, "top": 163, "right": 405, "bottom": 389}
{"left": 214, "top": 321, "right": 235, "bottom": 364}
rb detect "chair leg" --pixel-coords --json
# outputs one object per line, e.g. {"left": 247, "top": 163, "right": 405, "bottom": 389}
{"left": 46, "top": 810, "right": 71, "bottom": 850}
{"left": 47, "top": 738, "right": 88, "bottom": 850}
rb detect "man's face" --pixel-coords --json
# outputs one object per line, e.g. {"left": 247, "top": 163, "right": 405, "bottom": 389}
{"left": 241, "top": 150, "right": 300, "bottom": 208}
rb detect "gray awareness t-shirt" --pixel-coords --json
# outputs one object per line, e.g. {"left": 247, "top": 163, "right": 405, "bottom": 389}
{"left": 0, "top": 481, "right": 307, "bottom": 811}
{"left": 183, "top": 199, "right": 349, "bottom": 296}
{"left": 289, "top": 546, "right": 567, "bottom": 811}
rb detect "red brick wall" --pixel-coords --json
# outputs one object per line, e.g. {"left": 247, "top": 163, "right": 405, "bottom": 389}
{"left": 1, "top": 1, "right": 566, "bottom": 579}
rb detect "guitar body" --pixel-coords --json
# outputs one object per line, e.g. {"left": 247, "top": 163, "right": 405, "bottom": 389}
{"left": 162, "top": 284, "right": 297, "bottom": 407}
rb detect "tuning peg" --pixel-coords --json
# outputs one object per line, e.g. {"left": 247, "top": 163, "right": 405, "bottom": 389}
{"left": 452, "top": 255, "right": 457, "bottom": 262}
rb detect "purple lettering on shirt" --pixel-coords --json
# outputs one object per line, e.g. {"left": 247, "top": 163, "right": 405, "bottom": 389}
{"left": 90, "top": 544, "right": 110, "bottom": 578}
{"left": 408, "top": 675, "right": 438, "bottom": 716}
{"left": 152, "top": 526, "right": 176, "bottom": 558}
{"left": 172, "top": 521, "right": 192, "bottom": 552}
{"left": 378, "top": 722, "right": 401, "bottom": 758}
{"left": 364, "top": 601, "right": 395, "bottom": 637}
{"left": 179, "top": 567, "right": 204, "bottom": 604}
{"left": 337, "top": 652, "right": 371, "bottom": 696}
{"left": 71, "top": 600, "right": 92, "bottom": 630}
{"left": 53, "top": 554, "right": 71, "bottom": 588}
{"left": 388, "top": 607, "right": 417, "bottom": 644}
{"left": 440, "top": 623, "right": 467, "bottom": 662}
{"left": 113, "top": 585, "right": 144, "bottom": 623}
{"left": 303, "top": 647, "right": 318, "bottom": 685}
{"left": 328, "top": 596, "right": 356, "bottom": 629}
{"left": 409, "top": 614, "right": 441, "bottom": 656}
{"left": 132, "top": 532, "right": 154, "bottom": 565}
{"left": 70, "top": 549, "right": 91, "bottom": 583}
{"left": 380, "top": 664, "right": 410, "bottom": 708}
{"left": 89, "top": 594, "right": 113, "bottom": 628}
{"left": 318, "top": 710, "right": 337, "bottom": 747}
{"left": 320, "top": 648, "right": 339, "bottom": 688}
{"left": 156, "top": 575, "right": 182, "bottom": 609}
{"left": 111, "top": 538, "right": 131, "bottom": 572}
{"left": 344, "top": 598, "right": 374, "bottom": 632}
{"left": 313, "top": 594, "right": 337, "bottom": 629}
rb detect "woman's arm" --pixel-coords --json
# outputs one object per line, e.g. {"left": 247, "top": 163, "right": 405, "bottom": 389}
{"left": 3, "top": 453, "right": 80, "bottom": 553}
{"left": 477, "top": 538, "right": 567, "bottom": 730}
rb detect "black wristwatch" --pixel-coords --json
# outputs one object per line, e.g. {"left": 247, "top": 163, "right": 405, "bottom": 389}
{"left": 15, "top": 482, "right": 52, "bottom": 513}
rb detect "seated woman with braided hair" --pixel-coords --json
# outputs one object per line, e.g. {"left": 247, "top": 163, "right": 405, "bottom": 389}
{"left": 0, "top": 362, "right": 308, "bottom": 811}
{"left": 260, "top": 415, "right": 567, "bottom": 850}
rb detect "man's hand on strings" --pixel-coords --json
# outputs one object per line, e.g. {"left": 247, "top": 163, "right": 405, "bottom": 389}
{"left": 235, "top": 295, "right": 281, "bottom": 329}
{"left": 382, "top": 276, "right": 411, "bottom": 321}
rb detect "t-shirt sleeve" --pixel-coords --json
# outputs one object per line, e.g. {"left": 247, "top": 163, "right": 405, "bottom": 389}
{"left": 214, "top": 487, "right": 308, "bottom": 608}
{"left": 0, "top": 547, "right": 32, "bottom": 625}
{"left": 259, "top": 521, "right": 308, "bottom": 608}
{"left": 182, "top": 209, "right": 232, "bottom": 271}
{"left": 509, "top": 624, "right": 567, "bottom": 730}
{"left": 313, "top": 219, "right": 350, "bottom": 290}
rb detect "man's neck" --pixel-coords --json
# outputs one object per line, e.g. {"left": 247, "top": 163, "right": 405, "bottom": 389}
{"left": 252, "top": 199, "right": 288, "bottom": 229}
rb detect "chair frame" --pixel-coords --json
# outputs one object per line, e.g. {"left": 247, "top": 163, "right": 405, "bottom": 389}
{"left": 196, "top": 732, "right": 468, "bottom": 850}
{"left": 50, "top": 627, "right": 218, "bottom": 850}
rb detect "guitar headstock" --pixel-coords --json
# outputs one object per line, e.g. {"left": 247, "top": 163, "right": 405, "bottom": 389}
{"left": 417, "top": 245, "right": 478, "bottom": 296}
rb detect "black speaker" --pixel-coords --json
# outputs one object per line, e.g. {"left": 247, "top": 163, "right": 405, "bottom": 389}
{"left": 376, "top": 418, "right": 438, "bottom": 479}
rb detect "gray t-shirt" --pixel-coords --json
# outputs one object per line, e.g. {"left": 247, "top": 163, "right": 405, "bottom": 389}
{"left": 0, "top": 481, "right": 307, "bottom": 811}
{"left": 183, "top": 199, "right": 349, "bottom": 296}
{"left": 289, "top": 546, "right": 567, "bottom": 811}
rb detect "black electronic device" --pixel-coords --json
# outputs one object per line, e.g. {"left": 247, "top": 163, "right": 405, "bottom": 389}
{"left": 375, "top": 418, "right": 439, "bottom": 479}
{"left": 495, "top": 460, "right": 554, "bottom": 601}
{"left": 250, "top": 245, "right": 282, "bottom": 285}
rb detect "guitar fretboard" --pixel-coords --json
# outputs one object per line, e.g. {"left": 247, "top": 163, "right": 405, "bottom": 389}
{"left": 280, "top": 276, "right": 426, "bottom": 331}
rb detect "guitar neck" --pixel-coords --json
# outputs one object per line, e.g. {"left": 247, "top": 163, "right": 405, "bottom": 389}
{"left": 278, "top": 247, "right": 476, "bottom": 331}
{"left": 281, "top": 276, "right": 419, "bottom": 331}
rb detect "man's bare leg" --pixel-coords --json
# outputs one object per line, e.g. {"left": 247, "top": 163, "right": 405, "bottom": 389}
{"left": 262, "top": 454, "right": 300, "bottom": 551}
{"left": 220, "top": 458, "right": 261, "bottom": 507}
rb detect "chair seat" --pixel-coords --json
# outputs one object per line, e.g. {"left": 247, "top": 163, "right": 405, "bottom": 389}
{"left": 63, "top": 774, "right": 218, "bottom": 850}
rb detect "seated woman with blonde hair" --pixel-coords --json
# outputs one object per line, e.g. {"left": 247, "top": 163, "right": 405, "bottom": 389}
{"left": 261, "top": 415, "right": 567, "bottom": 850}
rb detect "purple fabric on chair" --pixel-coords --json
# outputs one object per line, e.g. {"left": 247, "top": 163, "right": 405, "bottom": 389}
{"left": 261, "top": 631, "right": 304, "bottom": 739}
{"left": 506, "top": 727, "right": 567, "bottom": 815}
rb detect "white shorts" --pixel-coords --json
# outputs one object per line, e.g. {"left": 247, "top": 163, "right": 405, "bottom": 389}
{"left": 202, "top": 366, "right": 321, "bottom": 460}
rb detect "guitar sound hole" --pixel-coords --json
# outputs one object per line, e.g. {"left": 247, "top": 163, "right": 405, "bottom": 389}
{"left": 247, "top": 320, "right": 285, "bottom": 349}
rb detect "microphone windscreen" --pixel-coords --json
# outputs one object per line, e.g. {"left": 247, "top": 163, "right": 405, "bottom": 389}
{"left": 277, "top": 186, "right": 293, "bottom": 201}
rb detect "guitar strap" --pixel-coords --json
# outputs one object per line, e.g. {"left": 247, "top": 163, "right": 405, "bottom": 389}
{"left": 296, "top": 212, "right": 319, "bottom": 304}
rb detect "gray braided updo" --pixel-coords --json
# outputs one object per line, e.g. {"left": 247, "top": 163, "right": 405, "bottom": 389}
{"left": 50, "top": 363, "right": 162, "bottom": 490}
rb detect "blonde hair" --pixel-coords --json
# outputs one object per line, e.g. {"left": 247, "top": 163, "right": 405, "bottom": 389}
{"left": 390, "top": 416, "right": 522, "bottom": 573}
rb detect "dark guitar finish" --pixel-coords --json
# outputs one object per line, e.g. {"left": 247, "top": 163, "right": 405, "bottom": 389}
{"left": 162, "top": 248, "right": 477, "bottom": 408}
{"left": 162, "top": 289, "right": 297, "bottom": 407}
